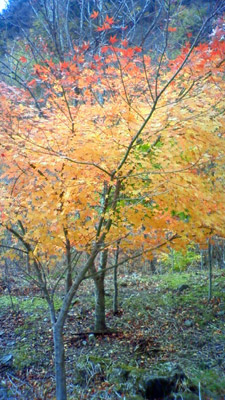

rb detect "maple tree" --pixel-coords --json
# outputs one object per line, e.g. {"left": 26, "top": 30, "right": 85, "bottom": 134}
{"left": 0, "top": 6, "right": 225, "bottom": 399}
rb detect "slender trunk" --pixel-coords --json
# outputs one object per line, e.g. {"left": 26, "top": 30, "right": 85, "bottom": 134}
{"left": 113, "top": 242, "right": 120, "bottom": 315}
{"left": 64, "top": 227, "right": 72, "bottom": 293}
{"left": 65, "top": 0, "right": 74, "bottom": 52}
{"left": 113, "top": 264, "right": 118, "bottom": 315}
{"left": 26, "top": 252, "right": 31, "bottom": 273}
{"left": 79, "top": 0, "right": 85, "bottom": 44}
{"left": 53, "top": 324, "right": 67, "bottom": 400}
{"left": 201, "top": 250, "right": 204, "bottom": 271}
{"left": 150, "top": 259, "right": 156, "bottom": 274}
{"left": 66, "top": 243, "right": 72, "bottom": 293}
{"left": 171, "top": 249, "right": 175, "bottom": 271}
{"left": 66, "top": 267, "right": 72, "bottom": 293}
{"left": 94, "top": 272, "right": 107, "bottom": 331}
{"left": 223, "top": 241, "right": 225, "bottom": 268}
{"left": 93, "top": 249, "right": 108, "bottom": 331}
{"left": 208, "top": 239, "right": 213, "bottom": 301}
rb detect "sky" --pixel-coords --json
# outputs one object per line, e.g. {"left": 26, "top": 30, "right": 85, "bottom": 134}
{"left": 0, "top": 0, "right": 7, "bottom": 13}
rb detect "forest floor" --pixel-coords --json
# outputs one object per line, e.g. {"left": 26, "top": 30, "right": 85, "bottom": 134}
{"left": 0, "top": 269, "right": 224, "bottom": 399}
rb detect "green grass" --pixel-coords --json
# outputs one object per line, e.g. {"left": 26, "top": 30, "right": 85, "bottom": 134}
{"left": 191, "top": 369, "right": 225, "bottom": 396}
{"left": 0, "top": 294, "right": 62, "bottom": 314}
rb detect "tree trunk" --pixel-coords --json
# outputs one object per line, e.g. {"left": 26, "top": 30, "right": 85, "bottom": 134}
{"left": 79, "top": 0, "right": 85, "bottom": 44}
{"left": 150, "top": 259, "right": 156, "bottom": 274}
{"left": 65, "top": 229, "right": 72, "bottom": 293}
{"left": 53, "top": 324, "right": 67, "bottom": 400}
{"left": 94, "top": 273, "right": 107, "bottom": 331}
{"left": 113, "top": 242, "right": 120, "bottom": 315}
{"left": 113, "top": 263, "right": 118, "bottom": 315}
{"left": 93, "top": 249, "right": 108, "bottom": 332}
{"left": 208, "top": 240, "right": 213, "bottom": 301}
{"left": 222, "top": 241, "right": 225, "bottom": 269}
{"left": 50, "top": 249, "right": 102, "bottom": 399}
{"left": 66, "top": 267, "right": 72, "bottom": 293}
{"left": 200, "top": 249, "right": 204, "bottom": 270}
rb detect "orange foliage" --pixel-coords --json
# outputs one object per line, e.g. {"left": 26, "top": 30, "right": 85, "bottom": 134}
{"left": 0, "top": 31, "right": 224, "bottom": 265}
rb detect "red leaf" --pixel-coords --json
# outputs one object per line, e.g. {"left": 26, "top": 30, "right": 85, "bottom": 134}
{"left": 101, "top": 46, "right": 109, "bottom": 54}
{"left": 105, "top": 15, "right": 114, "bottom": 25}
{"left": 81, "top": 42, "right": 90, "bottom": 51}
{"left": 122, "top": 48, "right": 134, "bottom": 58}
{"left": 93, "top": 54, "right": 101, "bottom": 62}
{"left": 20, "top": 56, "right": 27, "bottom": 63}
{"left": 27, "top": 79, "right": 37, "bottom": 87}
{"left": 90, "top": 10, "right": 99, "bottom": 19}
{"left": 60, "top": 61, "right": 69, "bottom": 70}
{"left": 168, "top": 26, "right": 177, "bottom": 32}
{"left": 97, "top": 23, "right": 111, "bottom": 32}
{"left": 187, "top": 32, "right": 192, "bottom": 38}
{"left": 90, "top": 62, "right": 96, "bottom": 70}
{"left": 134, "top": 46, "right": 142, "bottom": 53}
{"left": 109, "top": 35, "right": 118, "bottom": 45}
{"left": 1, "top": 210, "right": 6, "bottom": 220}
{"left": 121, "top": 39, "right": 128, "bottom": 47}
